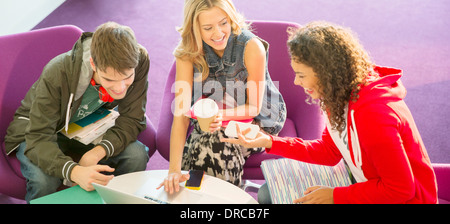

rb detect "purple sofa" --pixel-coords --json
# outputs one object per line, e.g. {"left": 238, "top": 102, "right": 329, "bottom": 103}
{"left": 241, "top": 21, "right": 326, "bottom": 179}
{"left": 433, "top": 163, "right": 450, "bottom": 204}
{"left": 155, "top": 21, "right": 325, "bottom": 180}
{"left": 0, "top": 25, "right": 84, "bottom": 199}
{"left": 0, "top": 25, "right": 156, "bottom": 200}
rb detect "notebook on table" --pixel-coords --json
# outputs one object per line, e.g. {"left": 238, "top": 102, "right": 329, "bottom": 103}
{"left": 93, "top": 182, "right": 169, "bottom": 204}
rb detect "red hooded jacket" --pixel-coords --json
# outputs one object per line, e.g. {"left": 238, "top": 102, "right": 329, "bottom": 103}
{"left": 267, "top": 66, "right": 437, "bottom": 204}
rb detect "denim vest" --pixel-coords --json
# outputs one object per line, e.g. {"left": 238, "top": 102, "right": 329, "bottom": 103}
{"left": 192, "top": 29, "right": 286, "bottom": 134}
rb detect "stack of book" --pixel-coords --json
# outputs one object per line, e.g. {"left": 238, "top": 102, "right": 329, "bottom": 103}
{"left": 261, "top": 158, "right": 352, "bottom": 204}
{"left": 61, "top": 107, "right": 119, "bottom": 145}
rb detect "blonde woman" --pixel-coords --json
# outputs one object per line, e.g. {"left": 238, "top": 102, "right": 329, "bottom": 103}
{"left": 158, "top": 0, "right": 286, "bottom": 193}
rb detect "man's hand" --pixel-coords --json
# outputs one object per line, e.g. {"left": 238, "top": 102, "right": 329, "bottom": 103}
{"left": 70, "top": 165, "right": 115, "bottom": 191}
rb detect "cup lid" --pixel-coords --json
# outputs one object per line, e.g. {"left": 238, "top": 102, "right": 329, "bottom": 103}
{"left": 193, "top": 98, "right": 218, "bottom": 118}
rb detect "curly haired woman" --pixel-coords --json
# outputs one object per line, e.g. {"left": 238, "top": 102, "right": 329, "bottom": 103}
{"left": 221, "top": 21, "right": 437, "bottom": 204}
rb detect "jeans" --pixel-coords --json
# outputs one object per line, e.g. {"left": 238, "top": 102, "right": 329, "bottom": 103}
{"left": 16, "top": 139, "right": 149, "bottom": 203}
{"left": 258, "top": 183, "right": 273, "bottom": 204}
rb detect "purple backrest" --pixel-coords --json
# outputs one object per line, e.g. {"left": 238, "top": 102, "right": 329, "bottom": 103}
{"left": 0, "top": 25, "right": 83, "bottom": 141}
{"left": 249, "top": 20, "right": 325, "bottom": 140}
{"left": 156, "top": 62, "right": 176, "bottom": 160}
{"left": 0, "top": 25, "right": 83, "bottom": 199}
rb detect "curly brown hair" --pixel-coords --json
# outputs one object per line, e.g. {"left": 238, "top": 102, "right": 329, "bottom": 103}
{"left": 287, "top": 21, "right": 374, "bottom": 133}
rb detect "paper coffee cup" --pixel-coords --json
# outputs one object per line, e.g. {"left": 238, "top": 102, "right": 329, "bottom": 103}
{"left": 193, "top": 99, "right": 219, "bottom": 132}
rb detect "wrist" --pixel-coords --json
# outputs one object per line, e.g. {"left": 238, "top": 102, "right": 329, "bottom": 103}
{"left": 91, "top": 145, "right": 107, "bottom": 160}
{"left": 168, "top": 167, "right": 181, "bottom": 174}
{"left": 70, "top": 165, "right": 80, "bottom": 182}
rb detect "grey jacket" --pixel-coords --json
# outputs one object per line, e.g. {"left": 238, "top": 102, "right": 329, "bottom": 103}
{"left": 4, "top": 32, "right": 150, "bottom": 181}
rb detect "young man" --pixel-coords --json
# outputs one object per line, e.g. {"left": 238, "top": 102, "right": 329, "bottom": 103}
{"left": 4, "top": 22, "right": 151, "bottom": 202}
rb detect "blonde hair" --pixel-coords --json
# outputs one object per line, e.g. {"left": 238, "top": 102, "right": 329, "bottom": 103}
{"left": 174, "top": 0, "right": 248, "bottom": 80}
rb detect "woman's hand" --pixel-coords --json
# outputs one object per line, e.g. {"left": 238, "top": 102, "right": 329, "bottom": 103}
{"left": 293, "top": 186, "right": 334, "bottom": 204}
{"left": 209, "top": 112, "right": 223, "bottom": 133}
{"left": 220, "top": 124, "right": 272, "bottom": 149}
{"left": 157, "top": 171, "right": 190, "bottom": 194}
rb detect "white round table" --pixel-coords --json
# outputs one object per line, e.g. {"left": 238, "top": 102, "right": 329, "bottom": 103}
{"left": 106, "top": 170, "right": 258, "bottom": 204}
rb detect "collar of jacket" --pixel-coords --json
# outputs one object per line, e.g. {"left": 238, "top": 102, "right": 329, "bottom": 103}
{"left": 203, "top": 32, "right": 236, "bottom": 76}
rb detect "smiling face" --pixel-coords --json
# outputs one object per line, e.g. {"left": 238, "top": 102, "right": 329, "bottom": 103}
{"left": 198, "top": 6, "right": 231, "bottom": 57}
{"left": 91, "top": 58, "right": 135, "bottom": 100}
{"left": 291, "top": 60, "right": 321, "bottom": 100}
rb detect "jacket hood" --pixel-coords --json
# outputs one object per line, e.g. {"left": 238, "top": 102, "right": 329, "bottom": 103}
{"left": 342, "top": 66, "right": 405, "bottom": 181}
{"left": 63, "top": 32, "right": 94, "bottom": 132}
{"left": 75, "top": 36, "right": 94, "bottom": 101}
{"left": 65, "top": 32, "right": 94, "bottom": 101}
{"left": 350, "top": 66, "right": 405, "bottom": 111}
